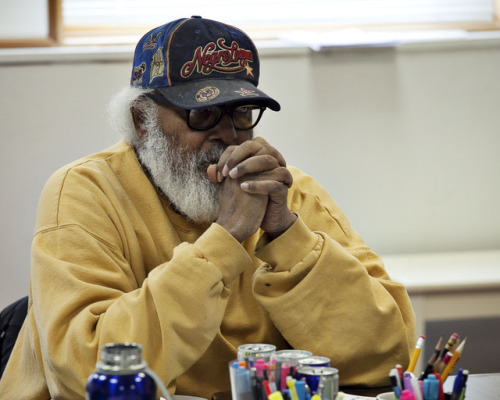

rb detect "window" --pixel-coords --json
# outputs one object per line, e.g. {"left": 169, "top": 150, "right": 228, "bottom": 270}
{"left": 0, "top": 0, "right": 60, "bottom": 48}
{"left": 61, "top": 0, "right": 500, "bottom": 45}
{"left": 1, "top": 0, "right": 499, "bottom": 47}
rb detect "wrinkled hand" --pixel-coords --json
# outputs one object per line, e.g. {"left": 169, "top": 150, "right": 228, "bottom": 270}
{"left": 207, "top": 137, "right": 297, "bottom": 241}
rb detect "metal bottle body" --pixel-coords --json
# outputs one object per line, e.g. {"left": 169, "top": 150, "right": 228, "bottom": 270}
{"left": 86, "top": 370, "right": 156, "bottom": 400}
{"left": 86, "top": 343, "right": 157, "bottom": 400}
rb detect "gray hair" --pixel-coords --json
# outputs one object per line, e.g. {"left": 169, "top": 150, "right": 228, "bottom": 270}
{"left": 107, "top": 86, "right": 157, "bottom": 146}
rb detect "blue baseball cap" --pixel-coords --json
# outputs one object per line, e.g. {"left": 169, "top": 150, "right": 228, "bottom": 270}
{"left": 131, "top": 16, "right": 280, "bottom": 111}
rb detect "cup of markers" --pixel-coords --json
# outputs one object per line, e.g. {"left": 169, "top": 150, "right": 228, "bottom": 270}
{"left": 389, "top": 333, "right": 468, "bottom": 400}
{"left": 230, "top": 344, "right": 340, "bottom": 400}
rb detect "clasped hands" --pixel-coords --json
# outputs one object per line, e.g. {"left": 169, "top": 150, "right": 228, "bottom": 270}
{"left": 207, "top": 137, "right": 297, "bottom": 243}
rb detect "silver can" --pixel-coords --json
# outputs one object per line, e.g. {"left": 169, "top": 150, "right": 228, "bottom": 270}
{"left": 298, "top": 356, "right": 331, "bottom": 368}
{"left": 273, "top": 349, "right": 313, "bottom": 391}
{"left": 297, "top": 366, "right": 339, "bottom": 400}
{"left": 237, "top": 343, "right": 276, "bottom": 362}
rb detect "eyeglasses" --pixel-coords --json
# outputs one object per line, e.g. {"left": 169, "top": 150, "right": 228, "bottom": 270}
{"left": 145, "top": 93, "right": 266, "bottom": 131}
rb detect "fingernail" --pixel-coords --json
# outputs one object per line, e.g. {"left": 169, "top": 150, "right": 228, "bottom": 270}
{"left": 229, "top": 167, "right": 238, "bottom": 178}
{"left": 240, "top": 182, "right": 249, "bottom": 190}
{"left": 222, "top": 164, "right": 229, "bottom": 177}
{"left": 217, "top": 172, "right": 223, "bottom": 183}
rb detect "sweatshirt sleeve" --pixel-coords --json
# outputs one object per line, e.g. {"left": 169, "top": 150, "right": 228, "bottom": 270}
{"left": 28, "top": 158, "right": 253, "bottom": 399}
{"left": 252, "top": 168, "right": 416, "bottom": 387}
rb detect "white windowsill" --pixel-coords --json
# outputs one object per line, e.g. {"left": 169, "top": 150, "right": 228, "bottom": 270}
{"left": 382, "top": 249, "right": 500, "bottom": 295}
{"left": 1, "top": 29, "right": 500, "bottom": 65}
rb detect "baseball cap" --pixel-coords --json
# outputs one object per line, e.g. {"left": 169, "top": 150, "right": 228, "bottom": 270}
{"left": 131, "top": 16, "right": 280, "bottom": 111}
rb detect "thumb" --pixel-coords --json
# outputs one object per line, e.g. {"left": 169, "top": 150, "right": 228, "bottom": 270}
{"left": 206, "top": 164, "right": 219, "bottom": 184}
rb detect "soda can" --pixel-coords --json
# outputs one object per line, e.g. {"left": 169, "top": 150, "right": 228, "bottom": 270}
{"left": 274, "top": 349, "right": 313, "bottom": 364}
{"left": 298, "top": 356, "right": 331, "bottom": 368}
{"left": 273, "top": 350, "right": 313, "bottom": 390}
{"left": 297, "top": 366, "right": 339, "bottom": 400}
{"left": 237, "top": 343, "right": 276, "bottom": 362}
{"left": 86, "top": 343, "right": 157, "bottom": 400}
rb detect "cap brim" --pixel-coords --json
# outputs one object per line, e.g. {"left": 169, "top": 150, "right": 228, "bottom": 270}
{"left": 156, "top": 78, "right": 280, "bottom": 111}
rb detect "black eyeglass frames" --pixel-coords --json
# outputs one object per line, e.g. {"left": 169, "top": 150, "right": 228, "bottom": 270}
{"left": 144, "top": 93, "right": 266, "bottom": 131}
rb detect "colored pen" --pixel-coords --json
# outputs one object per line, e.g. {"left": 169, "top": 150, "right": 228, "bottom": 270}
{"left": 399, "top": 389, "right": 415, "bottom": 400}
{"left": 286, "top": 376, "right": 299, "bottom": 400}
{"left": 269, "top": 392, "right": 285, "bottom": 400}
{"left": 281, "top": 365, "right": 291, "bottom": 391}
{"left": 423, "top": 375, "right": 439, "bottom": 400}
{"left": 404, "top": 372, "right": 415, "bottom": 392}
{"left": 294, "top": 379, "right": 306, "bottom": 400}
{"left": 433, "top": 373, "right": 444, "bottom": 400}
{"left": 410, "top": 377, "right": 422, "bottom": 400}
{"left": 441, "top": 338, "right": 467, "bottom": 382}
{"left": 450, "top": 369, "right": 465, "bottom": 400}
{"left": 396, "top": 364, "right": 404, "bottom": 382}
{"left": 407, "top": 335, "right": 425, "bottom": 373}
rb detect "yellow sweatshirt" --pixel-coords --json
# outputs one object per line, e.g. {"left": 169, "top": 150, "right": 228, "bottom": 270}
{"left": 0, "top": 140, "right": 415, "bottom": 400}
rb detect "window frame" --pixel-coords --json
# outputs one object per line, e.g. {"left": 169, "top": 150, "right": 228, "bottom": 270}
{"left": 0, "top": 0, "right": 61, "bottom": 48}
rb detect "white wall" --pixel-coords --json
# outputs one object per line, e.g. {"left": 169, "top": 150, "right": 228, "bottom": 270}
{"left": 1, "top": 41, "right": 499, "bottom": 310}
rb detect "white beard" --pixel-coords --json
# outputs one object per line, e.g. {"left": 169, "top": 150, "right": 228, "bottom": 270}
{"left": 134, "top": 120, "right": 225, "bottom": 224}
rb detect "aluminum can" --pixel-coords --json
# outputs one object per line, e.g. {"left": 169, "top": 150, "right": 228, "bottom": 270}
{"left": 86, "top": 343, "right": 156, "bottom": 400}
{"left": 274, "top": 349, "right": 313, "bottom": 364}
{"left": 297, "top": 366, "right": 339, "bottom": 400}
{"left": 273, "top": 350, "right": 313, "bottom": 390}
{"left": 297, "top": 356, "right": 331, "bottom": 368}
{"left": 237, "top": 343, "right": 276, "bottom": 362}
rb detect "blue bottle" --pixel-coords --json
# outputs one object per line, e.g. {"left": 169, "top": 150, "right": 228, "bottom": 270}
{"left": 86, "top": 343, "right": 157, "bottom": 400}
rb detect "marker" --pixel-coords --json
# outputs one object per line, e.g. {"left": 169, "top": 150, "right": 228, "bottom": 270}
{"left": 433, "top": 373, "right": 444, "bottom": 400}
{"left": 450, "top": 369, "right": 465, "bottom": 400}
{"left": 423, "top": 375, "right": 439, "bottom": 400}
{"left": 441, "top": 338, "right": 467, "bottom": 382}
{"left": 287, "top": 376, "right": 299, "bottom": 400}
{"left": 263, "top": 380, "right": 272, "bottom": 397}
{"left": 294, "top": 380, "right": 306, "bottom": 400}
{"left": 410, "top": 377, "right": 423, "bottom": 400}
{"left": 269, "top": 392, "right": 285, "bottom": 400}
{"left": 281, "top": 365, "right": 291, "bottom": 391}
{"left": 396, "top": 364, "right": 404, "bottom": 382}
{"left": 399, "top": 389, "right": 415, "bottom": 400}
{"left": 231, "top": 362, "right": 253, "bottom": 400}
{"left": 389, "top": 369, "right": 402, "bottom": 396}
{"left": 407, "top": 335, "right": 425, "bottom": 373}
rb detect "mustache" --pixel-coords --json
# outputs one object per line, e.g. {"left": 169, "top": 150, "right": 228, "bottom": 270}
{"left": 196, "top": 143, "right": 228, "bottom": 169}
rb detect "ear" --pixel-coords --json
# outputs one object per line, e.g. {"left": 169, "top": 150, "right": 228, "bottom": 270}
{"left": 131, "top": 106, "right": 147, "bottom": 140}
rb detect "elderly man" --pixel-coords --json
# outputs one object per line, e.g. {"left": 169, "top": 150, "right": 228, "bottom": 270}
{"left": 0, "top": 16, "right": 415, "bottom": 400}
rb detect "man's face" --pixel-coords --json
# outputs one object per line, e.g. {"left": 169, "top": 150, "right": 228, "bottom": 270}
{"left": 134, "top": 101, "right": 253, "bottom": 224}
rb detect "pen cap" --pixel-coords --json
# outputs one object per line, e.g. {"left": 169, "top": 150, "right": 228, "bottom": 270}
{"left": 400, "top": 389, "right": 416, "bottom": 400}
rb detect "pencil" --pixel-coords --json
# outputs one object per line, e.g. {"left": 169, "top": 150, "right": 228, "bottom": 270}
{"left": 441, "top": 338, "right": 467, "bottom": 382}
{"left": 420, "top": 335, "right": 444, "bottom": 379}
{"left": 407, "top": 335, "right": 426, "bottom": 373}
